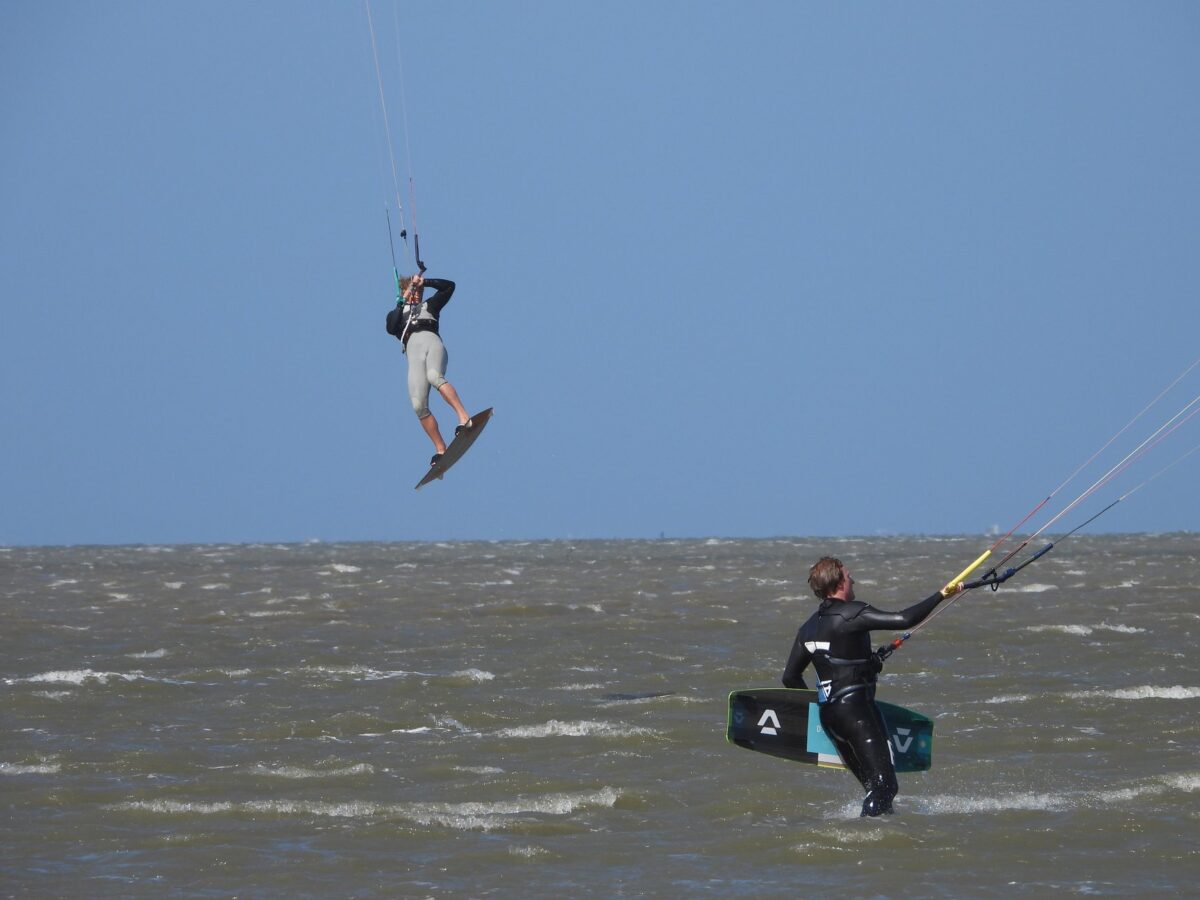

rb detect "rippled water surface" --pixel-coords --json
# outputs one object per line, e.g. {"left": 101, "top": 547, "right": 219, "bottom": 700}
{"left": 3, "top": 536, "right": 1198, "bottom": 897}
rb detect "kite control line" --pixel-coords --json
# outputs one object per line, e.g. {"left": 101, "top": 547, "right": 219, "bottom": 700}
{"left": 981, "top": 387, "right": 1200, "bottom": 582}
{"left": 965, "top": 439, "right": 1200, "bottom": 595}
{"left": 875, "top": 358, "right": 1200, "bottom": 664}
{"left": 385, "top": 207, "right": 403, "bottom": 301}
{"left": 366, "top": 0, "right": 426, "bottom": 275}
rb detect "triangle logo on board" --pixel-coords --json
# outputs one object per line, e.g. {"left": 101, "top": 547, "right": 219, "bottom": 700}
{"left": 757, "top": 709, "right": 781, "bottom": 736}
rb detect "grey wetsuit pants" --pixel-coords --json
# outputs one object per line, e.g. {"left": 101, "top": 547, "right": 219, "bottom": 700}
{"left": 405, "top": 330, "right": 449, "bottom": 418}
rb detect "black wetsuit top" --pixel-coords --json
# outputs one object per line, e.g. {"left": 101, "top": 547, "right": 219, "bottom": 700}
{"left": 386, "top": 278, "right": 455, "bottom": 348}
{"left": 781, "top": 590, "right": 946, "bottom": 816}
{"left": 782, "top": 591, "right": 944, "bottom": 701}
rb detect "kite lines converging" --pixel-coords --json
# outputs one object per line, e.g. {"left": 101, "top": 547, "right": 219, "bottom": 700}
{"left": 365, "top": 0, "right": 424, "bottom": 281}
{"left": 877, "top": 355, "right": 1200, "bottom": 661}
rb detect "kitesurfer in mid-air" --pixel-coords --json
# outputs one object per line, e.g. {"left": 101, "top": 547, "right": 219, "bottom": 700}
{"left": 782, "top": 557, "right": 963, "bottom": 817}
{"left": 386, "top": 272, "right": 472, "bottom": 465}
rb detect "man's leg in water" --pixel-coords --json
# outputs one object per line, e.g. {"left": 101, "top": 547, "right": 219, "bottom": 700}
{"left": 858, "top": 702, "right": 898, "bottom": 816}
{"left": 820, "top": 695, "right": 899, "bottom": 817}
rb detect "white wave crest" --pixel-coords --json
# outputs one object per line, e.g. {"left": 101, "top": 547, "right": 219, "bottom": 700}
{"left": 127, "top": 649, "right": 169, "bottom": 659}
{"left": 1012, "top": 583, "right": 1056, "bottom": 593}
{"left": 1097, "top": 623, "right": 1145, "bottom": 634}
{"left": 567, "top": 603, "right": 605, "bottom": 613}
{"left": 400, "top": 787, "right": 620, "bottom": 830}
{"left": 110, "top": 787, "right": 621, "bottom": 832}
{"left": 305, "top": 665, "right": 491, "bottom": 683}
{"left": 1, "top": 762, "right": 62, "bottom": 775}
{"left": 494, "top": 720, "right": 652, "bottom": 739}
{"left": 326, "top": 564, "right": 361, "bottom": 573}
{"left": 915, "top": 774, "right": 1200, "bottom": 817}
{"left": 10, "top": 669, "right": 145, "bottom": 686}
{"left": 1161, "top": 773, "right": 1200, "bottom": 792}
{"left": 1025, "top": 623, "right": 1145, "bottom": 636}
{"left": 1069, "top": 685, "right": 1200, "bottom": 701}
{"left": 1026, "top": 625, "right": 1093, "bottom": 636}
{"left": 250, "top": 763, "right": 374, "bottom": 779}
{"left": 299, "top": 665, "right": 418, "bottom": 681}
{"left": 916, "top": 792, "right": 1070, "bottom": 814}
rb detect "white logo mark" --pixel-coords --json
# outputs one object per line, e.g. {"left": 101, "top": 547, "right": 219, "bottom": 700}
{"left": 758, "top": 709, "right": 781, "bottom": 736}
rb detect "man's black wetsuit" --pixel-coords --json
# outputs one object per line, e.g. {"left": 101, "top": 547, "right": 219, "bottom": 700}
{"left": 782, "top": 590, "right": 945, "bottom": 816}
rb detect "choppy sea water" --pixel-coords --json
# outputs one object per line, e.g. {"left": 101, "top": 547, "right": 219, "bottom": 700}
{"left": 2, "top": 535, "right": 1197, "bottom": 898}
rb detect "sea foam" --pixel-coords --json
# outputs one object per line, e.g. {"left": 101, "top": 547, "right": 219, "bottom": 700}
{"left": 0, "top": 762, "right": 62, "bottom": 775}
{"left": 494, "top": 720, "right": 652, "bottom": 739}
{"left": 1069, "top": 685, "right": 1200, "bottom": 701}
{"left": 1025, "top": 623, "right": 1145, "bottom": 636}
{"left": 8, "top": 669, "right": 145, "bottom": 686}
{"left": 250, "top": 763, "right": 374, "bottom": 779}
{"left": 108, "top": 787, "right": 621, "bottom": 832}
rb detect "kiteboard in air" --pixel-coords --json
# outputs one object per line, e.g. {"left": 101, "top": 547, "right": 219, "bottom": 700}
{"left": 415, "top": 407, "right": 493, "bottom": 490}
{"left": 726, "top": 687, "right": 934, "bottom": 772}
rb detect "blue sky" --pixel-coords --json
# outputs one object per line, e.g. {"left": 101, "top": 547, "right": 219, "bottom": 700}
{"left": 2, "top": 1, "right": 1198, "bottom": 546}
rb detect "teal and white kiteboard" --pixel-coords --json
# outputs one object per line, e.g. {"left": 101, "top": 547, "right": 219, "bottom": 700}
{"left": 727, "top": 687, "right": 934, "bottom": 772}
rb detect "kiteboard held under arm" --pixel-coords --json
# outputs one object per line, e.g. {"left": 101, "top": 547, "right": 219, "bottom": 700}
{"left": 727, "top": 688, "right": 934, "bottom": 772}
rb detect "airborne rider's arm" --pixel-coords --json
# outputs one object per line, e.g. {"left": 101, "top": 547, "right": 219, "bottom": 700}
{"left": 422, "top": 278, "right": 456, "bottom": 316}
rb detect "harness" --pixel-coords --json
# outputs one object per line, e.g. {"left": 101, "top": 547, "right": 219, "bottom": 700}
{"left": 809, "top": 603, "right": 880, "bottom": 703}
{"left": 400, "top": 303, "right": 439, "bottom": 350}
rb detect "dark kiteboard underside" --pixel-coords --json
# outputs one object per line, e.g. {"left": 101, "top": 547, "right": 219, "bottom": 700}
{"left": 416, "top": 407, "right": 493, "bottom": 489}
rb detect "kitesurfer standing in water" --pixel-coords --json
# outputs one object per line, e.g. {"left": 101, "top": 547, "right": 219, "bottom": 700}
{"left": 386, "top": 272, "right": 473, "bottom": 465}
{"left": 782, "top": 557, "right": 963, "bottom": 816}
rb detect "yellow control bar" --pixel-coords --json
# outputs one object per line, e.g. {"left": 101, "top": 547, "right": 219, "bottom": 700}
{"left": 941, "top": 550, "right": 991, "bottom": 596}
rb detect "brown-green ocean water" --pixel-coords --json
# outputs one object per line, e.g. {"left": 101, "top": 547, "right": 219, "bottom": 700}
{"left": 3, "top": 536, "right": 1198, "bottom": 897}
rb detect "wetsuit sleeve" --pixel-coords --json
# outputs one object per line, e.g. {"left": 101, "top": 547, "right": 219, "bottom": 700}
{"left": 781, "top": 633, "right": 811, "bottom": 689}
{"left": 422, "top": 278, "right": 456, "bottom": 315}
{"left": 848, "top": 591, "right": 946, "bottom": 632}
